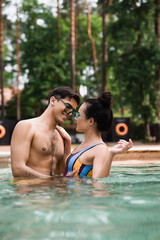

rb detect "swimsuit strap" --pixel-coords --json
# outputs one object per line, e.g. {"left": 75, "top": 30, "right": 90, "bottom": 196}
{"left": 64, "top": 143, "right": 104, "bottom": 176}
{"left": 76, "top": 143, "right": 104, "bottom": 177}
{"left": 75, "top": 143, "right": 104, "bottom": 158}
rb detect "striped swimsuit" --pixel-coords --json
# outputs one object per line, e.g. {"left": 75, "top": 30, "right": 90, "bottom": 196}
{"left": 64, "top": 143, "right": 103, "bottom": 177}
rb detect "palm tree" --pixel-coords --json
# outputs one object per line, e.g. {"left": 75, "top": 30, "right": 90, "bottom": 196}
{"left": 101, "top": 0, "right": 112, "bottom": 94}
{"left": 85, "top": 1, "right": 100, "bottom": 94}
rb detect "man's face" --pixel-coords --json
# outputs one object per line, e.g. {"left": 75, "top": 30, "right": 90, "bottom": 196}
{"left": 54, "top": 97, "right": 78, "bottom": 124}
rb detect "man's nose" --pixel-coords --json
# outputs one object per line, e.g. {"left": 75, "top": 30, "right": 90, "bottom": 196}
{"left": 67, "top": 112, "right": 73, "bottom": 119}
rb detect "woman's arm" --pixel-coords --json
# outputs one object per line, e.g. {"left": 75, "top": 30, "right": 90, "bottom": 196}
{"left": 56, "top": 125, "right": 71, "bottom": 161}
{"left": 56, "top": 126, "right": 78, "bottom": 176}
{"left": 92, "top": 139, "right": 133, "bottom": 178}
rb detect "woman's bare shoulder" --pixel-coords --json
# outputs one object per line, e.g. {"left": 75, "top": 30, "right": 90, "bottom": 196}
{"left": 92, "top": 142, "right": 108, "bottom": 155}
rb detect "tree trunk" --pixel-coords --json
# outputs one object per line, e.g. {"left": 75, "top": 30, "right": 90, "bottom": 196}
{"left": 155, "top": 0, "right": 160, "bottom": 121}
{"left": 145, "top": 122, "right": 151, "bottom": 140}
{"left": 109, "top": 0, "right": 112, "bottom": 6}
{"left": 118, "top": 76, "right": 124, "bottom": 116}
{"left": 101, "top": 0, "right": 113, "bottom": 94}
{"left": 57, "top": 0, "right": 61, "bottom": 43}
{"left": 70, "top": 0, "right": 76, "bottom": 91}
{"left": 101, "top": 0, "right": 107, "bottom": 93}
{"left": 75, "top": 0, "right": 80, "bottom": 50}
{"left": 0, "top": 0, "right": 4, "bottom": 119}
{"left": 85, "top": 1, "right": 100, "bottom": 95}
{"left": 16, "top": 4, "right": 21, "bottom": 120}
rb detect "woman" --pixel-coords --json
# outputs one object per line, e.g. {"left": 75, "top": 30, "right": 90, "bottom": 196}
{"left": 57, "top": 91, "right": 133, "bottom": 178}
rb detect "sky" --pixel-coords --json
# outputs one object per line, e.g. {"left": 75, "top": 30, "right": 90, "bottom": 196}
{"left": 4, "top": 0, "right": 98, "bottom": 22}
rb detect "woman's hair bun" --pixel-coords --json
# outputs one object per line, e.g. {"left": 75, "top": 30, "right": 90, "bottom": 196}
{"left": 98, "top": 91, "right": 112, "bottom": 109}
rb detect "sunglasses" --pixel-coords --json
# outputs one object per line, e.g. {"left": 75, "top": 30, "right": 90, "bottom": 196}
{"left": 74, "top": 112, "right": 89, "bottom": 119}
{"left": 56, "top": 97, "right": 76, "bottom": 119}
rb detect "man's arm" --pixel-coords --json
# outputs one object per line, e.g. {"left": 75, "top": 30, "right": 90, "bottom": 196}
{"left": 11, "top": 121, "right": 50, "bottom": 179}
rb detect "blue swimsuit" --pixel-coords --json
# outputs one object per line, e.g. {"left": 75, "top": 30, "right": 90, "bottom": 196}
{"left": 64, "top": 143, "right": 104, "bottom": 177}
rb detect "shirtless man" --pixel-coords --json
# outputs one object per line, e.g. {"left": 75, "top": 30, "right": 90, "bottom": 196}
{"left": 11, "top": 86, "right": 80, "bottom": 178}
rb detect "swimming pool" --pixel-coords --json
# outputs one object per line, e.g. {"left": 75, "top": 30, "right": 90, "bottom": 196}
{"left": 0, "top": 165, "right": 160, "bottom": 240}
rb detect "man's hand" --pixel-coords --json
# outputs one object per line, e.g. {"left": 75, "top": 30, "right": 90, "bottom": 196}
{"left": 110, "top": 139, "right": 133, "bottom": 155}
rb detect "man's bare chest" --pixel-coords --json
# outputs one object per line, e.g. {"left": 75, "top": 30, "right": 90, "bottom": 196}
{"left": 31, "top": 130, "right": 64, "bottom": 158}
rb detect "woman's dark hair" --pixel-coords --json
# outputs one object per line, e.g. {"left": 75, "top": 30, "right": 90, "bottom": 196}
{"left": 49, "top": 86, "right": 80, "bottom": 105}
{"left": 84, "top": 91, "right": 113, "bottom": 132}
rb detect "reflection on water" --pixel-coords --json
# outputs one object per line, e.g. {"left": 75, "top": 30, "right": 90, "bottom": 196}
{"left": 1, "top": 166, "right": 160, "bottom": 239}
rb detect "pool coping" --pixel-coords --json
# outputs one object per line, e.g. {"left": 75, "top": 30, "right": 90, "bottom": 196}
{"left": 1, "top": 144, "right": 160, "bottom": 167}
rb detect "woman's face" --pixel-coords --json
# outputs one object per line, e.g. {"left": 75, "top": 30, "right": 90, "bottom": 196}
{"left": 75, "top": 103, "right": 89, "bottom": 133}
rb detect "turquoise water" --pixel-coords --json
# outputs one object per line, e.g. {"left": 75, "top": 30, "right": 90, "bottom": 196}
{"left": 0, "top": 165, "right": 160, "bottom": 240}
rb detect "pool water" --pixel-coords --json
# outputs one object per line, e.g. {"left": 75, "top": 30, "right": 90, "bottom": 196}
{"left": 0, "top": 165, "right": 160, "bottom": 240}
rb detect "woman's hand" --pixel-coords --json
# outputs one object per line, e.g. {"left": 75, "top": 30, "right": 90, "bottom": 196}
{"left": 56, "top": 125, "right": 71, "bottom": 162}
{"left": 56, "top": 125, "right": 71, "bottom": 142}
{"left": 110, "top": 139, "right": 133, "bottom": 155}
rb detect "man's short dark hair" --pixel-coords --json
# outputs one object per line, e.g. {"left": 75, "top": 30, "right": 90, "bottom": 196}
{"left": 49, "top": 86, "right": 80, "bottom": 105}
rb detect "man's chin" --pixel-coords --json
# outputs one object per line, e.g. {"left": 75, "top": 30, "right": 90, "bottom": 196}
{"left": 56, "top": 119, "right": 65, "bottom": 125}
{"left": 62, "top": 113, "right": 68, "bottom": 122}
{"left": 58, "top": 120, "right": 65, "bottom": 124}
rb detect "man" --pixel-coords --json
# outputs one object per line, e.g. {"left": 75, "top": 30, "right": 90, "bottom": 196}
{"left": 11, "top": 86, "right": 80, "bottom": 178}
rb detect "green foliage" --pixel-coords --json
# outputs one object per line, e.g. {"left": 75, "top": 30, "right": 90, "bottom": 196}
{"left": 3, "top": 0, "right": 160, "bottom": 133}
{"left": 1, "top": 1, "right": 14, "bottom": 87}
{"left": 5, "top": 0, "right": 103, "bottom": 118}
{"left": 75, "top": 13, "right": 102, "bottom": 94}
{"left": 15, "top": 0, "right": 72, "bottom": 117}
{"left": 106, "top": 0, "right": 160, "bottom": 125}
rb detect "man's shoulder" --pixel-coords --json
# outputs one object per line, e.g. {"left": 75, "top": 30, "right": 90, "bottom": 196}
{"left": 11, "top": 118, "right": 38, "bottom": 142}
{"left": 16, "top": 118, "right": 37, "bottom": 129}
{"left": 20, "top": 117, "right": 38, "bottom": 123}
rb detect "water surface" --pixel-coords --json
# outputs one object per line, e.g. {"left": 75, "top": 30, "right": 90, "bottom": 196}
{"left": 0, "top": 165, "right": 160, "bottom": 240}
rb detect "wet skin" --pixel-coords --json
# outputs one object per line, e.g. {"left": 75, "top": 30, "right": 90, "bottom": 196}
{"left": 11, "top": 97, "right": 77, "bottom": 178}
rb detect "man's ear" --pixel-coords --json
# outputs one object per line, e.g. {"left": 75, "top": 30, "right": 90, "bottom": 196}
{"left": 50, "top": 96, "right": 56, "bottom": 106}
